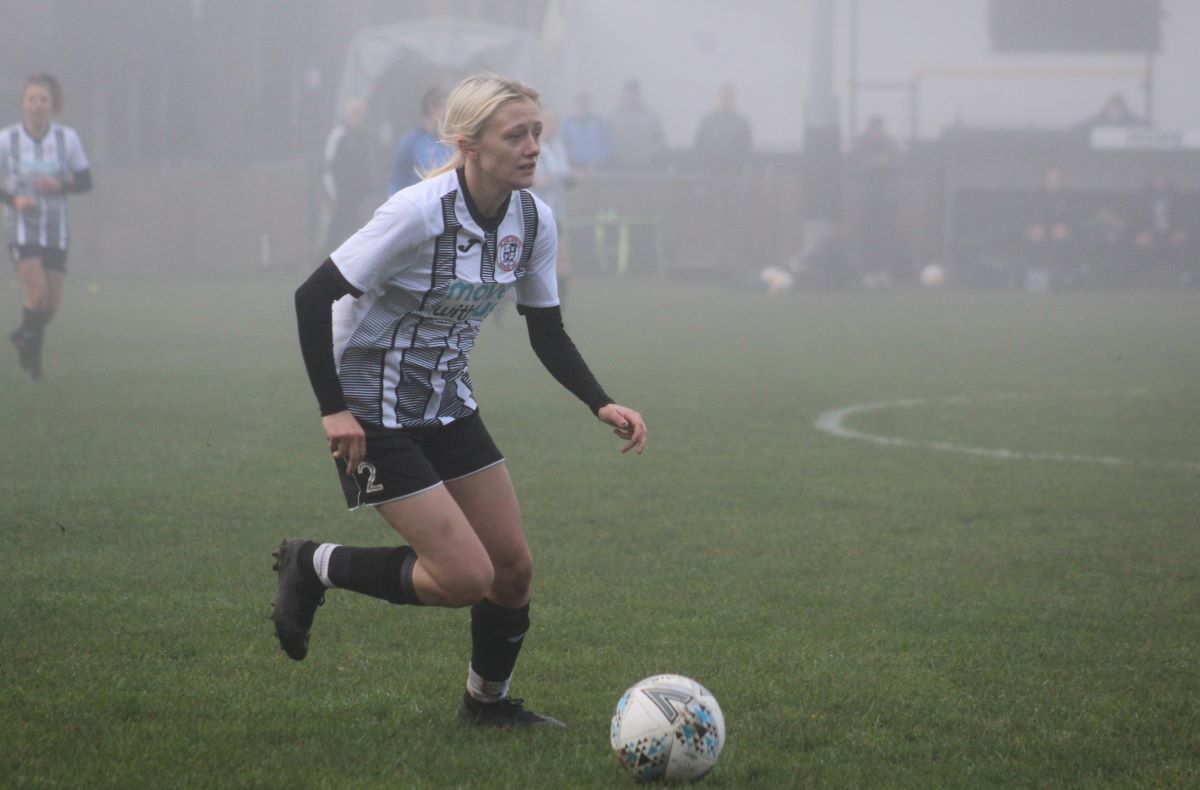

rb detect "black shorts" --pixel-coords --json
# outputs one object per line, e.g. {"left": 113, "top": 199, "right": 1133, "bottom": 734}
{"left": 10, "top": 245, "right": 68, "bottom": 273}
{"left": 334, "top": 411, "right": 505, "bottom": 510}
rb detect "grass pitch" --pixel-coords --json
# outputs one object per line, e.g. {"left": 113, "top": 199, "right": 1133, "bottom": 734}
{"left": 2, "top": 272, "right": 1198, "bottom": 788}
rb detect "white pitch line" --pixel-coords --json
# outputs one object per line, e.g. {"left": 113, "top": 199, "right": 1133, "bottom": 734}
{"left": 814, "top": 392, "right": 1200, "bottom": 472}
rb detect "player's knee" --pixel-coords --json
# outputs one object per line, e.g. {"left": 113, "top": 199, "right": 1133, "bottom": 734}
{"left": 491, "top": 550, "right": 534, "bottom": 601}
{"left": 442, "top": 562, "right": 495, "bottom": 608}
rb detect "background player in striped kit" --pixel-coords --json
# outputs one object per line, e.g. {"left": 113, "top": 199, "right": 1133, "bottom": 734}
{"left": 281, "top": 73, "right": 647, "bottom": 728}
{"left": 2, "top": 73, "right": 92, "bottom": 381}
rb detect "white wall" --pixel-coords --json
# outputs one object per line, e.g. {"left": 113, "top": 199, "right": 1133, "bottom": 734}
{"left": 560, "top": 0, "right": 811, "bottom": 151}
{"left": 847, "top": 0, "right": 1199, "bottom": 140}
{"left": 560, "top": 0, "right": 1200, "bottom": 149}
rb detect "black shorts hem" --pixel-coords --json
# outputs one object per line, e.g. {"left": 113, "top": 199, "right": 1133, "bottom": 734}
{"left": 442, "top": 457, "right": 506, "bottom": 484}
{"left": 333, "top": 412, "right": 504, "bottom": 509}
{"left": 346, "top": 480, "right": 445, "bottom": 512}
{"left": 10, "top": 245, "right": 68, "bottom": 272}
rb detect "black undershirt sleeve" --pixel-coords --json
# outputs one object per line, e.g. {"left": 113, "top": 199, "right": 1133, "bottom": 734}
{"left": 518, "top": 303, "right": 614, "bottom": 415}
{"left": 65, "top": 168, "right": 92, "bottom": 194}
{"left": 295, "top": 258, "right": 362, "bottom": 416}
{"left": 0, "top": 169, "right": 92, "bottom": 204}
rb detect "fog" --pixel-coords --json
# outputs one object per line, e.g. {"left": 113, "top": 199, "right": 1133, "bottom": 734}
{"left": 4, "top": 9, "right": 1197, "bottom": 782}
{"left": 2, "top": 0, "right": 1198, "bottom": 286}
{"left": 557, "top": 0, "right": 1200, "bottom": 148}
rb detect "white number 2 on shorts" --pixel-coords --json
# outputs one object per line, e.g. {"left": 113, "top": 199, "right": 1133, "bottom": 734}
{"left": 356, "top": 461, "right": 384, "bottom": 494}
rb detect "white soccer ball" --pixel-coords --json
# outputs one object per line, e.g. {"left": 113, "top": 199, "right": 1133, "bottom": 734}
{"left": 610, "top": 674, "right": 725, "bottom": 783}
{"left": 919, "top": 263, "right": 945, "bottom": 287}
{"left": 759, "top": 265, "right": 795, "bottom": 294}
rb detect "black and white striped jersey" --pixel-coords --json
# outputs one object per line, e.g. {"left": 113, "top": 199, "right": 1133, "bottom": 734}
{"left": 1, "top": 121, "right": 89, "bottom": 249}
{"left": 330, "top": 168, "right": 558, "bottom": 429}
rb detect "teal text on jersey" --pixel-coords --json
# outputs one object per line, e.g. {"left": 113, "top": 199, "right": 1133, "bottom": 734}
{"left": 432, "top": 281, "right": 511, "bottom": 322}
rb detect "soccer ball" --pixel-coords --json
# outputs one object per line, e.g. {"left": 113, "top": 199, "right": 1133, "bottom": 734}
{"left": 759, "top": 265, "right": 795, "bottom": 295}
{"left": 610, "top": 674, "right": 725, "bottom": 783}
{"left": 919, "top": 263, "right": 946, "bottom": 287}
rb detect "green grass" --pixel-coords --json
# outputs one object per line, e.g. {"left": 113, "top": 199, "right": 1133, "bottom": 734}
{"left": 3, "top": 273, "right": 1198, "bottom": 788}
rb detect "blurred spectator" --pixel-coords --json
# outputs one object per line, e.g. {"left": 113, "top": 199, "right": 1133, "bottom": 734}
{"left": 608, "top": 79, "right": 665, "bottom": 171}
{"left": 1076, "top": 93, "right": 1147, "bottom": 130}
{"left": 388, "top": 87, "right": 452, "bottom": 195}
{"left": 534, "top": 110, "right": 574, "bottom": 228}
{"left": 1024, "top": 166, "right": 1080, "bottom": 288}
{"left": 691, "top": 84, "right": 754, "bottom": 273}
{"left": 322, "top": 98, "right": 375, "bottom": 252}
{"left": 1082, "top": 200, "right": 1130, "bottom": 287}
{"left": 533, "top": 109, "right": 577, "bottom": 301}
{"left": 561, "top": 92, "right": 611, "bottom": 171}
{"left": 851, "top": 115, "right": 904, "bottom": 286}
{"left": 1132, "top": 172, "right": 1194, "bottom": 285}
{"left": 855, "top": 115, "right": 901, "bottom": 165}
{"left": 693, "top": 84, "right": 752, "bottom": 173}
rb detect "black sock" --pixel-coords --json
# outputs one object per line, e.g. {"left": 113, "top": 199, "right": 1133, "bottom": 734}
{"left": 326, "top": 545, "right": 422, "bottom": 605}
{"left": 469, "top": 598, "right": 530, "bottom": 696}
{"left": 22, "top": 309, "right": 49, "bottom": 368}
{"left": 296, "top": 540, "right": 320, "bottom": 586}
{"left": 22, "top": 307, "right": 49, "bottom": 331}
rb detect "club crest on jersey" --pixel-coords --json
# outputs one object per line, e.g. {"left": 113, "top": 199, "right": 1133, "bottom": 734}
{"left": 497, "top": 235, "right": 522, "bottom": 273}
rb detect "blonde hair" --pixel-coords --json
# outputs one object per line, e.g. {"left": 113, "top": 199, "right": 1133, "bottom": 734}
{"left": 423, "top": 73, "right": 540, "bottom": 179}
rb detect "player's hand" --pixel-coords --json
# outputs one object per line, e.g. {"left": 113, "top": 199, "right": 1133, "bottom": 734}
{"left": 34, "top": 176, "right": 62, "bottom": 194}
{"left": 322, "top": 410, "right": 366, "bottom": 475}
{"left": 597, "top": 403, "right": 647, "bottom": 455}
{"left": 13, "top": 195, "right": 36, "bottom": 213}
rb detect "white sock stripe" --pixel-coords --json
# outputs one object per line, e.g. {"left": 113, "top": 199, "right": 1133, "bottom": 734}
{"left": 313, "top": 543, "right": 340, "bottom": 588}
{"left": 466, "top": 666, "right": 512, "bottom": 704}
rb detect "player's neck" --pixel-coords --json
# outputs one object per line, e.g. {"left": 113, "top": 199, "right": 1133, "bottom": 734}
{"left": 463, "top": 167, "right": 508, "bottom": 218}
{"left": 23, "top": 120, "right": 50, "bottom": 140}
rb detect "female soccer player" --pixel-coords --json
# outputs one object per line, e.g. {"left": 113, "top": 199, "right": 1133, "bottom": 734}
{"left": 3, "top": 73, "right": 92, "bottom": 381}
{"left": 280, "top": 73, "right": 647, "bottom": 728}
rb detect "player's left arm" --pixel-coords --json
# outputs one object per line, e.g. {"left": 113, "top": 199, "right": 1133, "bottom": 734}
{"left": 516, "top": 207, "right": 646, "bottom": 454}
{"left": 65, "top": 129, "right": 92, "bottom": 193}
{"left": 519, "top": 304, "right": 646, "bottom": 454}
{"left": 37, "top": 129, "right": 91, "bottom": 195}
{"left": 59, "top": 169, "right": 92, "bottom": 194}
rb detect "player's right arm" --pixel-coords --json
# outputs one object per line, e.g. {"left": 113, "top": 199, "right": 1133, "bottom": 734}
{"left": 295, "top": 258, "right": 366, "bottom": 473}
{"left": 321, "top": 410, "right": 366, "bottom": 473}
{"left": 0, "top": 146, "right": 36, "bottom": 212}
{"left": 295, "top": 193, "right": 430, "bottom": 471}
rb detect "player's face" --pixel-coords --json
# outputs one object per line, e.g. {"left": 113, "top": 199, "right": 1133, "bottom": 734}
{"left": 473, "top": 98, "right": 542, "bottom": 191}
{"left": 22, "top": 85, "right": 53, "bottom": 130}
